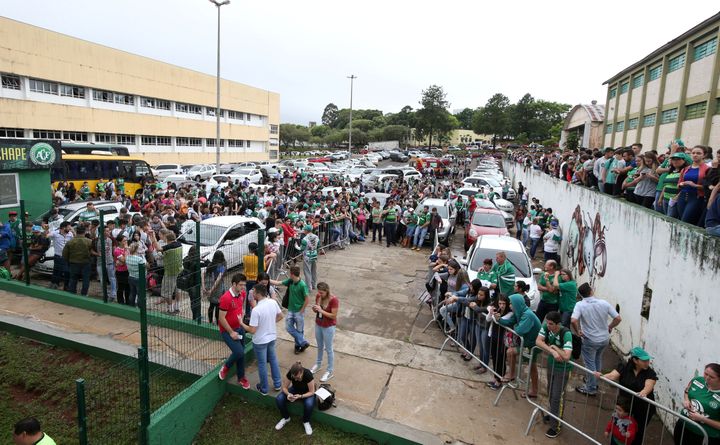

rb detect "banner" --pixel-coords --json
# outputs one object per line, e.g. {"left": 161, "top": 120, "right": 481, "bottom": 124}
{"left": 0, "top": 139, "right": 61, "bottom": 170}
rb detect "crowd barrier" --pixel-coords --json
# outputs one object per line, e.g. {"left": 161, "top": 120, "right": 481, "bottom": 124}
{"left": 522, "top": 346, "right": 709, "bottom": 445}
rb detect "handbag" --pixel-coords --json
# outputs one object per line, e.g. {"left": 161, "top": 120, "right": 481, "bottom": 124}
{"left": 281, "top": 282, "right": 290, "bottom": 309}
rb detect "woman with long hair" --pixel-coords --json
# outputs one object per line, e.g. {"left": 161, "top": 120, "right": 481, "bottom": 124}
{"left": 677, "top": 146, "right": 710, "bottom": 225}
{"left": 310, "top": 282, "right": 339, "bottom": 383}
{"left": 486, "top": 294, "right": 512, "bottom": 391}
{"left": 202, "top": 250, "right": 227, "bottom": 325}
{"left": 629, "top": 153, "right": 660, "bottom": 208}
{"left": 113, "top": 235, "right": 129, "bottom": 305}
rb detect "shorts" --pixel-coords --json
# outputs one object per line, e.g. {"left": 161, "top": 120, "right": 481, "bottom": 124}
{"left": 161, "top": 274, "right": 178, "bottom": 298}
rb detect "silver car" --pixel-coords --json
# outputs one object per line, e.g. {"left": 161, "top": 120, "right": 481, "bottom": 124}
{"left": 415, "top": 198, "right": 456, "bottom": 244}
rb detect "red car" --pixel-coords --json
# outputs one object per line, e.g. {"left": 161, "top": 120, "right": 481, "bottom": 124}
{"left": 308, "top": 156, "right": 331, "bottom": 163}
{"left": 465, "top": 208, "right": 509, "bottom": 250}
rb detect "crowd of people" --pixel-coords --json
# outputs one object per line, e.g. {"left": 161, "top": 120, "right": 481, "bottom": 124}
{"left": 509, "top": 141, "right": 720, "bottom": 235}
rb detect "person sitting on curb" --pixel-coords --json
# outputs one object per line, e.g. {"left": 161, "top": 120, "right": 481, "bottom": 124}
{"left": 275, "top": 361, "right": 316, "bottom": 436}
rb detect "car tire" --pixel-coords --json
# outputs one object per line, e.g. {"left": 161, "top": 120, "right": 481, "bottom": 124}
{"left": 195, "top": 175, "right": 201, "bottom": 181}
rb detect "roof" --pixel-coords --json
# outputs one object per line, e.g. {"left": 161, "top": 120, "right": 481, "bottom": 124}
{"left": 62, "top": 154, "right": 147, "bottom": 161}
{"left": 563, "top": 103, "right": 606, "bottom": 129}
{"left": 478, "top": 234, "right": 523, "bottom": 252}
{"left": 200, "top": 215, "right": 263, "bottom": 228}
{"left": 604, "top": 11, "right": 720, "bottom": 84}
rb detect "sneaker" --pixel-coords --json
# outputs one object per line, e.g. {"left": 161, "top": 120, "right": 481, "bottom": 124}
{"left": 303, "top": 422, "right": 313, "bottom": 436}
{"left": 294, "top": 345, "right": 301, "bottom": 355}
{"left": 486, "top": 381, "right": 502, "bottom": 391}
{"left": 310, "top": 364, "right": 321, "bottom": 374}
{"left": 48, "top": 283, "right": 58, "bottom": 290}
{"left": 238, "top": 377, "right": 250, "bottom": 390}
{"left": 543, "top": 415, "right": 551, "bottom": 424}
{"left": 256, "top": 383, "right": 268, "bottom": 395}
{"left": 299, "top": 343, "right": 310, "bottom": 353}
{"left": 273, "top": 386, "right": 282, "bottom": 392}
{"left": 320, "top": 371, "right": 334, "bottom": 382}
{"left": 218, "top": 365, "right": 229, "bottom": 380}
{"left": 275, "top": 418, "right": 291, "bottom": 431}
{"left": 575, "top": 386, "right": 597, "bottom": 396}
{"left": 545, "top": 428, "right": 559, "bottom": 438}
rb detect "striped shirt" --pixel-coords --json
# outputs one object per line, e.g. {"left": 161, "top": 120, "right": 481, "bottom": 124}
{"left": 126, "top": 254, "right": 146, "bottom": 279}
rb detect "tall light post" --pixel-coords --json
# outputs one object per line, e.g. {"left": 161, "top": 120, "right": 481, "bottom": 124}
{"left": 209, "top": 0, "right": 230, "bottom": 171}
{"left": 347, "top": 75, "right": 356, "bottom": 152}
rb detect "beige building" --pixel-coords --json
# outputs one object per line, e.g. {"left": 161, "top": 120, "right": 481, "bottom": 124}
{"left": 560, "top": 101, "right": 605, "bottom": 149}
{"left": 603, "top": 12, "right": 720, "bottom": 151}
{"left": 0, "top": 17, "right": 280, "bottom": 165}
{"left": 410, "top": 128, "right": 492, "bottom": 146}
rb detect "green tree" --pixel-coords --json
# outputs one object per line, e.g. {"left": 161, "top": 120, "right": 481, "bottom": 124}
{"left": 382, "top": 125, "right": 410, "bottom": 142}
{"left": 310, "top": 124, "right": 331, "bottom": 138}
{"left": 321, "top": 103, "right": 339, "bottom": 127}
{"left": 368, "top": 127, "right": 385, "bottom": 142}
{"left": 386, "top": 105, "right": 415, "bottom": 127}
{"left": 472, "top": 93, "right": 510, "bottom": 142}
{"left": 350, "top": 119, "right": 375, "bottom": 132}
{"left": 454, "top": 107, "right": 475, "bottom": 129}
{"left": 279, "top": 124, "right": 311, "bottom": 148}
{"left": 510, "top": 93, "right": 536, "bottom": 137}
{"left": 415, "top": 85, "right": 455, "bottom": 148}
{"left": 564, "top": 131, "right": 579, "bottom": 151}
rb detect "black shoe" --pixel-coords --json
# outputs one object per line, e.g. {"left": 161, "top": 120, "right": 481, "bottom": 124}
{"left": 294, "top": 345, "right": 301, "bottom": 354}
{"left": 543, "top": 415, "right": 551, "bottom": 424}
{"left": 545, "top": 428, "right": 559, "bottom": 438}
{"left": 299, "top": 343, "right": 310, "bottom": 353}
{"left": 575, "top": 386, "right": 597, "bottom": 396}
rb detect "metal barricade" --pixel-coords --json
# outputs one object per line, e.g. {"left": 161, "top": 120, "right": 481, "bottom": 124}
{"left": 523, "top": 346, "right": 709, "bottom": 445}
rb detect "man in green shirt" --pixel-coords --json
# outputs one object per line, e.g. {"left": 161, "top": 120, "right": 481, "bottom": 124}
{"left": 13, "top": 417, "right": 57, "bottom": 445}
{"left": 271, "top": 266, "right": 310, "bottom": 354}
{"left": 475, "top": 258, "right": 498, "bottom": 287}
{"left": 79, "top": 181, "right": 91, "bottom": 200}
{"left": 62, "top": 224, "right": 92, "bottom": 296}
{"left": 78, "top": 202, "right": 99, "bottom": 223}
{"left": 296, "top": 224, "right": 319, "bottom": 290}
{"left": 412, "top": 206, "right": 430, "bottom": 250}
{"left": 382, "top": 200, "right": 398, "bottom": 247}
{"left": 535, "top": 311, "right": 573, "bottom": 438}
{"left": 490, "top": 251, "right": 515, "bottom": 297}
{"left": 536, "top": 260, "right": 560, "bottom": 323}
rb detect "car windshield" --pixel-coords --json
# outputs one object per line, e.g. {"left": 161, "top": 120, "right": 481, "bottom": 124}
{"left": 475, "top": 199, "right": 496, "bottom": 209}
{"left": 416, "top": 204, "right": 448, "bottom": 219}
{"left": 157, "top": 165, "right": 175, "bottom": 170}
{"left": 470, "top": 247, "right": 531, "bottom": 277}
{"left": 188, "top": 166, "right": 204, "bottom": 172}
{"left": 234, "top": 169, "right": 254, "bottom": 175}
{"left": 178, "top": 224, "right": 223, "bottom": 247}
{"left": 471, "top": 213, "right": 506, "bottom": 228}
{"left": 38, "top": 207, "right": 75, "bottom": 224}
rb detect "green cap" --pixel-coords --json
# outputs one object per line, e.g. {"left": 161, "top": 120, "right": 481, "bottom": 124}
{"left": 670, "top": 152, "right": 692, "bottom": 164}
{"left": 629, "top": 346, "right": 652, "bottom": 361}
{"left": 303, "top": 224, "right": 313, "bottom": 232}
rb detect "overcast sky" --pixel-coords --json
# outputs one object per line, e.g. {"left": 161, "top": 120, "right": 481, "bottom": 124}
{"left": 2, "top": 1, "right": 718, "bottom": 125}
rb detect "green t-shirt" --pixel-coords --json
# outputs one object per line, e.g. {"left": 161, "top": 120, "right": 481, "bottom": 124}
{"left": 491, "top": 261, "right": 515, "bottom": 296}
{"left": 288, "top": 212, "right": 299, "bottom": 223}
{"left": 681, "top": 376, "right": 720, "bottom": 438}
{"left": 538, "top": 274, "right": 559, "bottom": 305}
{"left": 299, "top": 233, "right": 319, "bottom": 261}
{"left": 384, "top": 208, "right": 397, "bottom": 222}
{"left": 79, "top": 210, "right": 99, "bottom": 222}
{"left": 416, "top": 212, "right": 429, "bottom": 227}
{"left": 539, "top": 323, "right": 573, "bottom": 370}
{"left": 662, "top": 172, "right": 681, "bottom": 200}
{"left": 282, "top": 278, "right": 309, "bottom": 313}
{"left": 371, "top": 208, "right": 382, "bottom": 224}
{"left": 558, "top": 279, "right": 577, "bottom": 313}
{"left": 656, "top": 158, "right": 670, "bottom": 192}
{"left": 623, "top": 167, "right": 638, "bottom": 192}
{"left": 476, "top": 268, "right": 497, "bottom": 286}
{"left": 605, "top": 158, "right": 620, "bottom": 184}
{"left": 79, "top": 185, "right": 91, "bottom": 199}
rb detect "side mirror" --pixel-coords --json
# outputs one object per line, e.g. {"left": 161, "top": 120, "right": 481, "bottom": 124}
{"left": 533, "top": 267, "right": 542, "bottom": 275}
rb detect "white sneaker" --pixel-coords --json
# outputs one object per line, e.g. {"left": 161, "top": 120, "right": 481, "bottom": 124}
{"left": 320, "top": 371, "right": 334, "bottom": 382}
{"left": 275, "top": 417, "right": 290, "bottom": 431}
{"left": 303, "top": 422, "right": 313, "bottom": 435}
{"left": 310, "top": 364, "right": 321, "bottom": 374}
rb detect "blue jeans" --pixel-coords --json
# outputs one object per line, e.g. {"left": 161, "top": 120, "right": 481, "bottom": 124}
{"left": 221, "top": 327, "right": 246, "bottom": 380}
{"left": 707, "top": 225, "right": 720, "bottom": 237}
{"left": 276, "top": 386, "right": 315, "bottom": 423}
{"left": 676, "top": 191, "right": 704, "bottom": 225}
{"left": 413, "top": 226, "right": 428, "bottom": 247}
{"left": 521, "top": 228, "right": 529, "bottom": 247}
{"left": 529, "top": 238, "right": 541, "bottom": 258}
{"left": 314, "top": 324, "right": 335, "bottom": 373}
{"left": 515, "top": 221, "right": 523, "bottom": 239}
{"left": 286, "top": 310, "right": 308, "bottom": 348}
{"left": 97, "top": 262, "right": 117, "bottom": 300}
{"left": 579, "top": 338, "right": 608, "bottom": 393}
{"left": 665, "top": 198, "right": 679, "bottom": 218}
{"left": 68, "top": 262, "right": 91, "bottom": 295}
{"left": 127, "top": 276, "right": 138, "bottom": 307}
{"left": 474, "top": 325, "right": 490, "bottom": 365}
{"left": 405, "top": 224, "right": 416, "bottom": 238}
{"left": 254, "top": 339, "right": 281, "bottom": 393}
{"left": 51, "top": 255, "right": 69, "bottom": 289}
{"left": 653, "top": 190, "right": 663, "bottom": 212}
{"left": 440, "top": 302, "right": 459, "bottom": 330}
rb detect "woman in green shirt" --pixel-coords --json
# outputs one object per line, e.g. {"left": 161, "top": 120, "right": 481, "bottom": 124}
{"left": 661, "top": 153, "right": 690, "bottom": 219}
{"left": 674, "top": 363, "right": 720, "bottom": 445}
{"left": 549, "top": 269, "right": 577, "bottom": 328}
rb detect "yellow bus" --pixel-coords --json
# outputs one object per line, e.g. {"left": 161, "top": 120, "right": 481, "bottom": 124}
{"left": 51, "top": 152, "right": 154, "bottom": 198}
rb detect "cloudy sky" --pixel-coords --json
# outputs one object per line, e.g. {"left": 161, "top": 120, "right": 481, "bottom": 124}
{"left": 2, "top": 1, "right": 718, "bottom": 124}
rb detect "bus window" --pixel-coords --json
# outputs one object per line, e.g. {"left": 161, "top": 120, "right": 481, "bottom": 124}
{"left": 133, "top": 160, "right": 152, "bottom": 179}
{"left": 50, "top": 164, "right": 66, "bottom": 182}
{"left": 100, "top": 160, "right": 119, "bottom": 179}
{"left": 119, "top": 161, "right": 134, "bottom": 180}
{"left": 79, "top": 161, "right": 99, "bottom": 180}
{"left": 66, "top": 161, "right": 80, "bottom": 180}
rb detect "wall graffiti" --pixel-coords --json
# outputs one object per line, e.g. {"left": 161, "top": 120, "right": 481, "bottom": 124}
{"left": 566, "top": 205, "right": 608, "bottom": 284}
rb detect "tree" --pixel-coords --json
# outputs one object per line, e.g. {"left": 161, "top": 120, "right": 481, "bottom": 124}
{"left": 349, "top": 119, "right": 375, "bottom": 132}
{"left": 454, "top": 107, "right": 475, "bottom": 129}
{"left": 382, "top": 125, "right": 410, "bottom": 142}
{"left": 472, "top": 93, "right": 510, "bottom": 143}
{"left": 321, "top": 103, "right": 339, "bottom": 127}
{"left": 510, "top": 94, "right": 535, "bottom": 137}
{"left": 279, "top": 124, "right": 310, "bottom": 148}
{"left": 415, "top": 85, "right": 455, "bottom": 147}
{"left": 564, "top": 132, "right": 579, "bottom": 151}
{"left": 310, "top": 124, "right": 331, "bottom": 138}
{"left": 385, "top": 105, "right": 415, "bottom": 127}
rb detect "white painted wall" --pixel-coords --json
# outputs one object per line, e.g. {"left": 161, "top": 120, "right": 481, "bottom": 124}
{"left": 625, "top": 129, "right": 637, "bottom": 144}
{"left": 639, "top": 127, "right": 654, "bottom": 150}
{"left": 645, "top": 79, "right": 660, "bottom": 108}
{"left": 663, "top": 70, "right": 683, "bottom": 104}
{"left": 708, "top": 115, "right": 720, "bottom": 148}
{"left": 629, "top": 88, "right": 642, "bottom": 114}
{"left": 504, "top": 159, "right": 720, "bottom": 421}
{"left": 686, "top": 56, "right": 715, "bottom": 98}
{"left": 657, "top": 123, "right": 676, "bottom": 147}
{"left": 679, "top": 118, "right": 705, "bottom": 147}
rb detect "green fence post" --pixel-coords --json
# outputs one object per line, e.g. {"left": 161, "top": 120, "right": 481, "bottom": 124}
{"left": 99, "top": 213, "right": 108, "bottom": 303}
{"left": 138, "top": 263, "right": 148, "bottom": 351}
{"left": 19, "top": 200, "right": 30, "bottom": 286}
{"left": 137, "top": 347, "right": 150, "bottom": 445}
{"left": 75, "top": 378, "right": 88, "bottom": 445}
{"left": 257, "top": 229, "right": 265, "bottom": 274}
{"left": 194, "top": 220, "right": 202, "bottom": 325}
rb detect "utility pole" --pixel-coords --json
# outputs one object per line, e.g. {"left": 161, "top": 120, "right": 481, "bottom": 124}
{"left": 347, "top": 75, "right": 356, "bottom": 152}
{"left": 209, "top": 0, "right": 230, "bottom": 171}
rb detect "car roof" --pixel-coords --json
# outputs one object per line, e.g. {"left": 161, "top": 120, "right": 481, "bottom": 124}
{"left": 477, "top": 235, "right": 523, "bottom": 252}
{"left": 473, "top": 208, "right": 504, "bottom": 215}
{"left": 59, "top": 200, "right": 116, "bottom": 210}
{"left": 420, "top": 198, "right": 448, "bottom": 206}
{"left": 201, "top": 215, "right": 264, "bottom": 228}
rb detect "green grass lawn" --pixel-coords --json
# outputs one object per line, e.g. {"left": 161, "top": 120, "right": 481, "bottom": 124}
{"left": 195, "top": 393, "right": 377, "bottom": 445}
{"left": 0, "top": 332, "right": 189, "bottom": 444}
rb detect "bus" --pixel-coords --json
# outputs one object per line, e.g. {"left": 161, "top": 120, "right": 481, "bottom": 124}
{"left": 60, "top": 141, "right": 130, "bottom": 156}
{"left": 51, "top": 151, "right": 154, "bottom": 198}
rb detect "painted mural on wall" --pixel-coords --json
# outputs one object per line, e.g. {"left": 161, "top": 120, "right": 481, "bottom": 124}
{"left": 566, "top": 205, "right": 608, "bottom": 284}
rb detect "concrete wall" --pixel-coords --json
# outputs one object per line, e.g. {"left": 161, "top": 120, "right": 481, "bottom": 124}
{"left": 504, "top": 159, "right": 720, "bottom": 414}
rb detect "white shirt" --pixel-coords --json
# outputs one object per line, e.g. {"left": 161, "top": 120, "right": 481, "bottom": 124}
{"left": 571, "top": 297, "right": 619, "bottom": 343}
{"left": 543, "top": 229, "right": 561, "bottom": 253}
{"left": 48, "top": 229, "right": 73, "bottom": 254}
{"left": 529, "top": 224, "right": 543, "bottom": 239}
{"left": 249, "top": 297, "right": 282, "bottom": 345}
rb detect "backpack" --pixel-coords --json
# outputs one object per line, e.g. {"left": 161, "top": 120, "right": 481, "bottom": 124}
{"left": 316, "top": 383, "right": 336, "bottom": 411}
{"left": 554, "top": 327, "right": 582, "bottom": 360}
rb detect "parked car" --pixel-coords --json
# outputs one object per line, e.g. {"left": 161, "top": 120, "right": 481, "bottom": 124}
{"left": 363, "top": 192, "right": 391, "bottom": 208}
{"left": 178, "top": 216, "right": 265, "bottom": 269}
{"left": 218, "top": 164, "right": 236, "bottom": 174}
{"left": 231, "top": 168, "right": 263, "bottom": 183}
{"left": 186, "top": 165, "right": 216, "bottom": 181}
{"left": 415, "top": 198, "right": 456, "bottom": 244}
{"left": 460, "top": 235, "right": 541, "bottom": 310}
{"left": 389, "top": 151, "right": 409, "bottom": 162}
{"left": 152, "top": 164, "right": 184, "bottom": 179}
{"left": 464, "top": 208, "right": 509, "bottom": 250}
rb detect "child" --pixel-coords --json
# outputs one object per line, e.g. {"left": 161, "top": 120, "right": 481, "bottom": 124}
{"left": 605, "top": 396, "right": 638, "bottom": 445}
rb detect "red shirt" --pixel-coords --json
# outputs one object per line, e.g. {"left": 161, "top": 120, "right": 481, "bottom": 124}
{"left": 281, "top": 222, "right": 296, "bottom": 246}
{"left": 315, "top": 295, "right": 339, "bottom": 328}
{"left": 218, "top": 288, "right": 245, "bottom": 333}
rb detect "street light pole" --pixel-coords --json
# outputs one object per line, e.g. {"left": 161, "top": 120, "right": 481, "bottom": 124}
{"left": 209, "top": 0, "right": 230, "bottom": 171}
{"left": 347, "top": 75, "right": 356, "bottom": 152}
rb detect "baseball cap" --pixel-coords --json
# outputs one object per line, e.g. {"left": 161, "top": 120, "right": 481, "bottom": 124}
{"left": 8, "top": 211, "right": 17, "bottom": 216}
{"left": 629, "top": 346, "right": 652, "bottom": 361}
{"left": 303, "top": 224, "right": 313, "bottom": 231}
{"left": 32, "top": 225, "right": 42, "bottom": 232}
{"left": 670, "top": 152, "right": 692, "bottom": 164}
{"left": 550, "top": 221, "right": 558, "bottom": 228}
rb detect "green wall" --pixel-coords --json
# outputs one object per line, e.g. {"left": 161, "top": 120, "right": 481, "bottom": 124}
{"left": 4, "top": 169, "right": 53, "bottom": 221}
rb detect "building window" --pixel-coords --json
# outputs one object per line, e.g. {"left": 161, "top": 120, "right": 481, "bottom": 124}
{"left": 228, "top": 139, "right": 246, "bottom": 148}
{"left": 632, "top": 74, "right": 644, "bottom": 89}
{"left": 628, "top": 118, "right": 639, "bottom": 130}
{"left": 648, "top": 65, "right": 662, "bottom": 81}
{"left": 33, "top": 129, "right": 61, "bottom": 139}
{"left": 0, "top": 128, "right": 24, "bottom": 138}
{"left": 176, "top": 137, "right": 200, "bottom": 146}
{"left": 60, "top": 84, "right": 85, "bottom": 99}
{"left": 157, "top": 137, "right": 171, "bottom": 146}
{"left": 269, "top": 138, "right": 279, "bottom": 146}
{"left": 63, "top": 131, "right": 88, "bottom": 142}
{"left": 661, "top": 108, "right": 678, "bottom": 124}
{"left": 0, "top": 173, "right": 20, "bottom": 208}
{"left": 1, "top": 74, "right": 21, "bottom": 90}
{"left": 113, "top": 93, "right": 134, "bottom": 105}
{"left": 227, "top": 110, "right": 244, "bottom": 120}
{"left": 693, "top": 37, "right": 718, "bottom": 62}
{"left": 619, "top": 82, "right": 629, "bottom": 94}
{"left": 668, "top": 53, "right": 685, "bottom": 73}
{"left": 117, "top": 134, "right": 136, "bottom": 145}
{"left": 175, "top": 102, "right": 202, "bottom": 114}
{"left": 188, "top": 138, "right": 202, "bottom": 147}
{"left": 93, "top": 89, "right": 114, "bottom": 102}
{"left": 269, "top": 149, "right": 279, "bottom": 159}
{"left": 615, "top": 121, "right": 625, "bottom": 132}
{"left": 246, "top": 114, "right": 253, "bottom": 121}
{"left": 95, "top": 133, "right": 116, "bottom": 143}
{"left": 270, "top": 124, "right": 279, "bottom": 134}
{"left": 642, "top": 114, "right": 656, "bottom": 127}
{"left": 605, "top": 124, "right": 613, "bottom": 134}
{"left": 206, "top": 108, "right": 224, "bottom": 117}
{"left": 141, "top": 136, "right": 157, "bottom": 145}
{"left": 608, "top": 88, "right": 617, "bottom": 99}
{"left": 684, "top": 102, "right": 707, "bottom": 120}
{"left": 29, "top": 79, "right": 58, "bottom": 95}
{"left": 140, "top": 97, "right": 171, "bottom": 110}
{"left": 205, "top": 138, "right": 225, "bottom": 147}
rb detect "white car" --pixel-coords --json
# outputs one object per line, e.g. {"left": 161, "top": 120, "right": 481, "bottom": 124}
{"left": 163, "top": 174, "right": 191, "bottom": 187}
{"left": 231, "top": 168, "right": 263, "bottom": 184}
{"left": 186, "top": 165, "right": 216, "bottom": 181}
{"left": 178, "top": 216, "right": 265, "bottom": 269}
{"left": 415, "top": 198, "right": 456, "bottom": 244}
{"left": 152, "top": 164, "right": 184, "bottom": 179}
{"left": 460, "top": 235, "right": 541, "bottom": 310}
